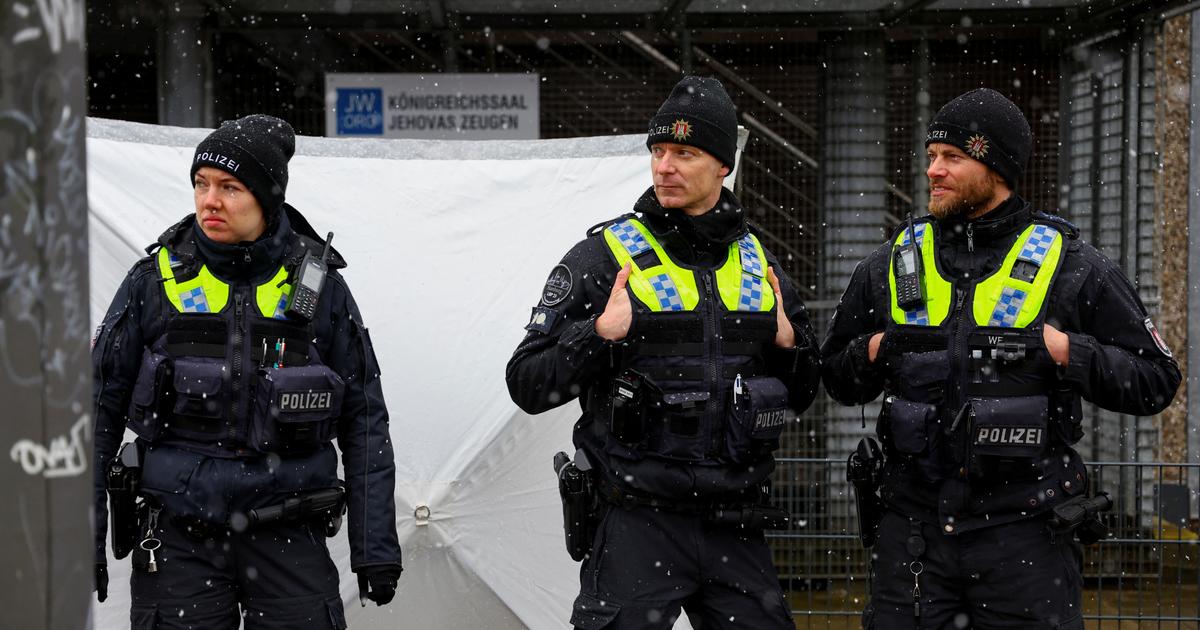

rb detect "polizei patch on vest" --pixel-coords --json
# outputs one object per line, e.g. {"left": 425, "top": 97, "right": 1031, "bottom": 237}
{"left": 753, "top": 408, "right": 790, "bottom": 433}
{"left": 540, "top": 264, "right": 572, "bottom": 306}
{"left": 277, "top": 390, "right": 335, "bottom": 412}
{"left": 974, "top": 426, "right": 1044, "bottom": 446}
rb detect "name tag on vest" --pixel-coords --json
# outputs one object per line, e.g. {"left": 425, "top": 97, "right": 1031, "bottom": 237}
{"left": 278, "top": 390, "right": 334, "bottom": 412}
{"left": 974, "top": 426, "right": 1043, "bottom": 446}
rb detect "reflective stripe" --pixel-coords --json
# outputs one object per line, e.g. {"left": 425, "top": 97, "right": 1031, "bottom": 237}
{"left": 604, "top": 219, "right": 699, "bottom": 312}
{"left": 888, "top": 222, "right": 953, "bottom": 326}
{"left": 603, "top": 218, "right": 774, "bottom": 313}
{"left": 157, "top": 248, "right": 230, "bottom": 314}
{"left": 157, "top": 247, "right": 292, "bottom": 318}
{"left": 973, "top": 224, "right": 1062, "bottom": 328}
{"left": 715, "top": 233, "right": 775, "bottom": 312}
{"left": 887, "top": 222, "right": 1064, "bottom": 329}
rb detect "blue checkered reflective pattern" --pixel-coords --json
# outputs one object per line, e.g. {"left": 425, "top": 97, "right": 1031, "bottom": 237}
{"left": 273, "top": 292, "right": 290, "bottom": 319}
{"left": 987, "top": 286, "right": 1028, "bottom": 327}
{"left": 648, "top": 273, "right": 685, "bottom": 311}
{"left": 737, "top": 235, "right": 764, "bottom": 276}
{"left": 608, "top": 221, "right": 651, "bottom": 256}
{"left": 739, "top": 275, "right": 765, "bottom": 310}
{"left": 904, "top": 308, "right": 930, "bottom": 325}
{"left": 1017, "top": 225, "right": 1058, "bottom": 265}
{"left": 179, "top": 287, "right": 210, "bottom": 313}
{"left": 899, "top": 222, "right": 928, "bottom": 247}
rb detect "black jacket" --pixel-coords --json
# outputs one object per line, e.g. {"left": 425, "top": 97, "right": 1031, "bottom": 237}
{"left": 506, "top": 187, "right": 821, "bottom": 500}
{"left": 821, "top": 196, "right": 1181, "bottom": 528}
{"left": 92, "top": 206, "right": 402, "bottom": 574}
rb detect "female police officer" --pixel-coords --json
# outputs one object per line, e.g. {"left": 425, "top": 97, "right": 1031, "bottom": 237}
{"left": 92, "top": 115, "right": 402, "bottom": 628}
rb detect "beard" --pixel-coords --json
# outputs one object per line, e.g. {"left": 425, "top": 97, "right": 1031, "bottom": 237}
{"left": 928, "top": 171, "right": 1001, "bottom": 219}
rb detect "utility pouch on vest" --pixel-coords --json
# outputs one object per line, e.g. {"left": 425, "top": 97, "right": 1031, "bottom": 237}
{"left": 648, "top": 390, "right": 712, "bottom": 460}
{"left": 169, "top": 357, "right": 229, "bottom": 439}
{"left": 554, "top": 450, "right": 598, "bottom": 562}
{"left": 880, "top": 396, "right": 945, "bottom": 481}
{"left": 894, "top": 350, "right": 948, "bottom": 404}
{"left": 725, "top": 375, "right": 790, "bottom": 464}
{"left": 127, "top": 350, "right": 174, "bottom": 442}
{"left": 966, "top": 395, "right": 1049, "bottom": 480}
{"left": 251, "top": 365, "right": 345, "bottom": 455}
{"left": 106, "top": 441, "right": 144, "bottom": 559}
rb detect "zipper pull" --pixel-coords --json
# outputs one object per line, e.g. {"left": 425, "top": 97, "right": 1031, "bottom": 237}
{"left": 734, "top": 373, "right": 743, "bottom": 397}
{"left": 966, "top": 223, "right": 974, "bottom": 253}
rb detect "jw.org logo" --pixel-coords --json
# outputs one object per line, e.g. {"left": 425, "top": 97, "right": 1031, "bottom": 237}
{"left": 336, "top": 88, "right": 383, "bottom": 135}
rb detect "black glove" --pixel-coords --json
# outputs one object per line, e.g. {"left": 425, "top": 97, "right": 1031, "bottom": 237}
{"left": 356, "top": 564, "right": 402, "bottom": 606}
{"left": 95, "top": 563, "right": 109, "bottom": 602}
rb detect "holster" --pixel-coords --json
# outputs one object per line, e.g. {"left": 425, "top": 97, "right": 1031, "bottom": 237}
{"left": 105, "top": 442, "right": 144, "bottom": 560}
{"left": 847, "top": 437, "right": 884, "bottom": 548}
{"left": 1048, "top": 492, "right": 1112, "bottom": 545}
{"left": 554, "top": 451, "right": 598, "bottom": 562}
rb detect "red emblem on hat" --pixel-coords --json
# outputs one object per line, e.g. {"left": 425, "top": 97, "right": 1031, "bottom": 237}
{"left": 965, "top": 134, "right": 990, "bottom": 159}
{"left": 670, "top": 119, "right": 693, "bottom": 142}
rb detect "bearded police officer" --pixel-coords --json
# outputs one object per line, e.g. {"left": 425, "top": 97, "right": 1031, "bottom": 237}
{"left": 822, "top": 89, "right": 1181, "bottom": 629}
{"left": 92, "top": 115, "right": 403, "bottom": 628}
{"left": 507, "top": 76, "right": 821, "bottom": 629}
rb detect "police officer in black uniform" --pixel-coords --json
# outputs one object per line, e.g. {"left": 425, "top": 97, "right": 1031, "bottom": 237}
{"left": 507, "top": 77, "right": 821, "bottom": 629}
{"left": 92, "top": 115, "right": 403, "bottom": 628}
{"left": 822, "top": 89, "right": 1181, "bottom": 629}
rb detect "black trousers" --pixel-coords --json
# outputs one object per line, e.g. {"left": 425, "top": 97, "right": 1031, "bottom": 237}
{"left": 128, "top": 515, "right": 345, "bottom": 630}
{"left": 865, "top": 511, "right": 1084, "bottom": 630}
{"left": 570, "top": 504, "right": 794, "bottom": 630}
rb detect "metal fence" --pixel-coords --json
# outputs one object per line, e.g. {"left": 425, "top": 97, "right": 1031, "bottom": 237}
{"left": 768, "top": 458, "right": 1200, "bottom": 628}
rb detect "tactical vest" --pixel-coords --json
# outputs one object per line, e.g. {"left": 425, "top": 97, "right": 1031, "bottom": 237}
{"left": 597, "top": 217, "right": 790, "bottom": 464}
{"left": 126, "top": 235, "right": 344, "bottom": 456}
{"left": 881, "top": 220, "right": 1069, "bottom": 482}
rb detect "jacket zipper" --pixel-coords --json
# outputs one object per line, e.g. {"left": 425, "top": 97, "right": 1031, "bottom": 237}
{"left": 701, "top": 273, "right": 722, "bottom": 455}
{"left": 966, "top": 223, "right": 975, "bottom": 253}
{"left": 229, "top": 292, "right": 245, "bottom": 442}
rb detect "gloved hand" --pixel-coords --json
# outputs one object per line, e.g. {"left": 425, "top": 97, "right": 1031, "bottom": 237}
{"left": 356, "top": 564, "right": 402, "bottom": 606}
{"left": 95, "top": 563, "right": 109, "bottom": 602}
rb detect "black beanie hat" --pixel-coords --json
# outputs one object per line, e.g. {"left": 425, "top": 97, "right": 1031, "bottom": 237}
{"left": 190, "top": 114, "right": 295, "bottom": 214}
{"left": 647, "top": 76, "right": 738, "bottom": 170}
{"left": 925, "top": 88, "right": 1032, "bottom": 188}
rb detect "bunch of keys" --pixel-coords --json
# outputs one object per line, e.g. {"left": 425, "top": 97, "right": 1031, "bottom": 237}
{"left": 140, "top": 506, "right": 163, "bottom": 573}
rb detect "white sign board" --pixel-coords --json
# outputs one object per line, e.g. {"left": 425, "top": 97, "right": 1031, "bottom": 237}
{"left": 325, "top": 73, "right": 540, "bottom": 140}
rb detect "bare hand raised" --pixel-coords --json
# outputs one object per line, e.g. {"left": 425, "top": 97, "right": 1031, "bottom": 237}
{"left": 595, "top": 263, "right": 633, "bottom": 341}
{"left": 1043, "top": 323, "right": 1069, "bottom": 366}
{"left": 767, "top": 267, "right": 796, "bottom": 349}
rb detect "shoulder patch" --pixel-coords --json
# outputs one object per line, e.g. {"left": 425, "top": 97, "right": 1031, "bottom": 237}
{"left": 1144, "top": 317, "right": 1173, "bottom": 358}
{"left": 541, "top": 264, "right": 573, "bottom": 306}
{"left": 526, "top": 306, "right": 559, "bottom": 334}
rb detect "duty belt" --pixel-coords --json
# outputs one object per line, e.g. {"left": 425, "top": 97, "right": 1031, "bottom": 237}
{"left": 597, "top": 478, "right": 761, "bottom": 515}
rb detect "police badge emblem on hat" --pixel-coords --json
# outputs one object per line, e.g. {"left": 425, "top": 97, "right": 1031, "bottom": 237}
{"left": 541, "top": 264, "right": 573, "bottom": 306}
{"left": 965, "top": 134, "right": 990, "bottom": 159}
{"left": 670, "top": 119, "right": 693, "bottom": 142}
{"left": 1144, "top": 317, "right": 1173, "bottom": 357}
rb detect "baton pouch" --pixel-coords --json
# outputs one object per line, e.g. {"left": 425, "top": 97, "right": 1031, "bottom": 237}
{"left": 966, "top": 395, "right": 1049, "bottom": 480}
{"left": 127, "top": 351, "right": 174, "bottom": 442}
{"left": 725, "top": 376, "right": 791, "bottom": 464}
{"left": 251, "top": 365, "right": 345, "bottom": 455}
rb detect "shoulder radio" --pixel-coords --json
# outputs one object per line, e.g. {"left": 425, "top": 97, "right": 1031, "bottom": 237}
{"left": 285, "top": 232, "right": 334, "bottom": 321}
{"left": 894, "top": 214, "right": 925, "bottom": 311}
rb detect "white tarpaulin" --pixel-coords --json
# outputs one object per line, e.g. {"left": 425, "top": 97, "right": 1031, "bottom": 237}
{"left": 87, "top": 118, "right": 745, "bottom": 629}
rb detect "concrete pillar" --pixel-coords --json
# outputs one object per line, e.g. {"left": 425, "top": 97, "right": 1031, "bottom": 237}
{"left": 1155, "top": 14, "right": 1190, "bottom": 477}
{"left": 819, "top": 29, "right": 889, "bottom": 461}
{"left": 158, "top": 0, "right": 212, "bottom": 127}
{"left": 0, "top": 0, "right": 93, "bottom": 627}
